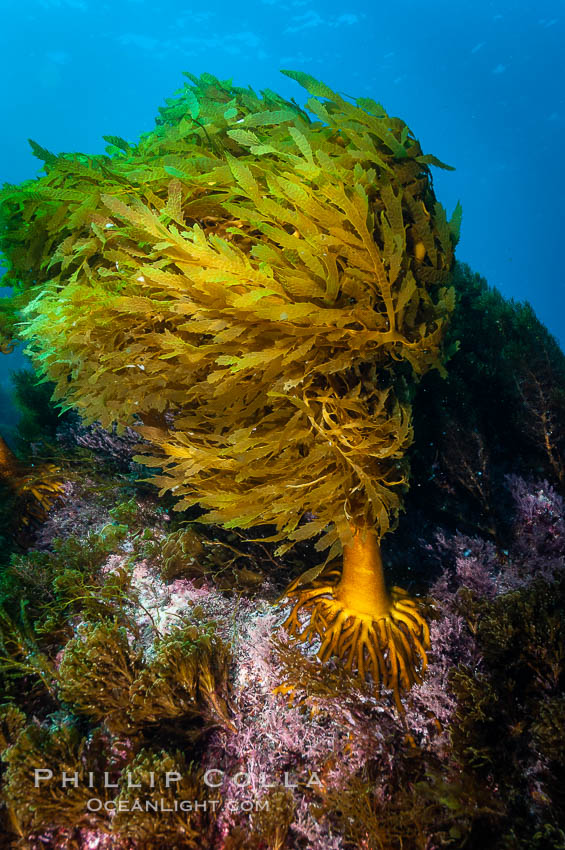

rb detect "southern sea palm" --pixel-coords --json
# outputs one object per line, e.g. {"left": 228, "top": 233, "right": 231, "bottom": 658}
{"left": 0, "top": 71, "right": 460, "bottom": 707}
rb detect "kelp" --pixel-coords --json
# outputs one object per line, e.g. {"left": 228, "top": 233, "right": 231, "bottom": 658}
{"left": 0, "top": 69, "right": 458, "bottom": 557}
{"left": 0, "top": 70, "right": 458, "bottom": 704}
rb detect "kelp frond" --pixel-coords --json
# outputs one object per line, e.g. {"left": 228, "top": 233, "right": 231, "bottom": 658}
{"left": 0, "top": 70, "right": 458, "bottom": 554}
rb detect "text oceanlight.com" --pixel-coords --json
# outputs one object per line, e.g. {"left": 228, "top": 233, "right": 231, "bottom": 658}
{"left": 86, "top": 798, "right": 258, "bottom": 814}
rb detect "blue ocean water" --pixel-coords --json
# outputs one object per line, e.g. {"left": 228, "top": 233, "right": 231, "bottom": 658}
{"left": 0, "top": 0, "right": 563, "bottom": 433}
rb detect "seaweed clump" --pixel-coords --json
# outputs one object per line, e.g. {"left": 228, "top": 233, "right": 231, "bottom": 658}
{"left": 0, "top": 613, "right": 232, "bottom": 845}
{"left": 112, "top": 748, "right": 216, "bottom": 846}
{"left": 1, "top": 720, "right": 112, "bottom": 836}
{"left": 1, "top": 721, "right": 217, "bottom": 847}
{"left": 0, "top": 525, "right": 132, "bottom": 695}
{"left": 58, "top": 620, "right": 234, "bottom": 738}
{"left": 159, "top": 528, "right": 208, "bottom": 582}
{"left": 57, "top": 620, "right": 141, "bottom": 734}
{"left": 251, "top": 786, "right": 295, "bottom": 850}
